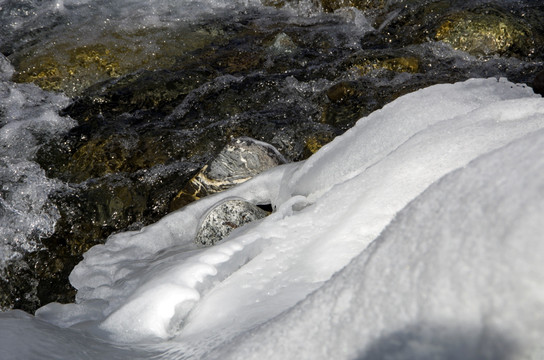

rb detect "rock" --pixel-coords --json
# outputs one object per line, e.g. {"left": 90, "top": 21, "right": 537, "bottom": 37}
{"left": 10, "top": 26, "right": 224, "bottom": 96}
{"left": 303, "top": 132, "right": 336, "bottom": 158}
{"left": 269, "top": 33, "right": 297, "bottom": 55}
{"left": 350, "top": 56, "right": 420, "bottom": 76}
{"left": 326, "top": 81, "right": 358, "bottom": 103}
{"left": 195, "top": 199, "right": 268, "bottom": 246}
{"left": 320, "top": 0, "right": 385, "bottom": 13}
{"left": 170, "top": 137, "right": 287, "bottom": 211}
{"left": 434, "top": 8, "right": 535, "bottom": 57}
{"left": 533, "top": 70, "right": 544, "bottom": 96}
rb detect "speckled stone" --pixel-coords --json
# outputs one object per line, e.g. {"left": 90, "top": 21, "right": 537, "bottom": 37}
{"left": 195, "top": 199, "right": 268, "bottom": 246}
{"left": 170, "top": 137, "right": 286, "bottom": 210}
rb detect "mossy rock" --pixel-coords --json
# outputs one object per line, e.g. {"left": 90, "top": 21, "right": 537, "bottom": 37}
{"left": 350, "top": 56, "right": 420, "bottom": 75}
{"left": 434, "top": 8, "right": 536, "bottom": 57}
{"left": 303, "top": 132, "right": 336, "bottom": 158}
{"left": 321, "top": 80, "right": 381, "bottom": 129}
{"left": 10, "top": 26, "right": 224, "bottom": 96}
{"left": 320, "top": 0, "right": 385, "bottom": 13}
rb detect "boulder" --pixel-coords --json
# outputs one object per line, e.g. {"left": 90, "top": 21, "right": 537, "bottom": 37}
{"left": 434, "top": 8, "right": 535, "bottom": 57}
{"left": 170, "top": 137, "right": 287, "bottom": 211}
{"left": 195, "top": 199, "right": 268, "bottom": 246}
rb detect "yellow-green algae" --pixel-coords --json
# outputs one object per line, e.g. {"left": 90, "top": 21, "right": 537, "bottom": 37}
{"left": 435, "top": 9, "right": 534, "bottom": 57}
{"left": 350, "top": 56, "right": 420, "bottom": 75}
{"left": 11, "top": 26, "right": 225, "bottom": 96}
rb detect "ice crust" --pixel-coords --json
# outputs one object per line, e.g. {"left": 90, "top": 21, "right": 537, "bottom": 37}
{"left": 1, "top": 78, "right": 544, "bottom": 359}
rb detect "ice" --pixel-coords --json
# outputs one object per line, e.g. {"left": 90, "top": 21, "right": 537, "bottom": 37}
{"left": 1, "top": 78, "right": 544, "bottom": 359}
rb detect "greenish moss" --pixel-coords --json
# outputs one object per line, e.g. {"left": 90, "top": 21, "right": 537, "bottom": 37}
{"left": 435, "top": 9, "right": 535, "bottom": 57}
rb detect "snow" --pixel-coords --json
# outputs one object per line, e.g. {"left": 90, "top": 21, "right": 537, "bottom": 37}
{"left": 215, "top": 125, "right": 544, "bottom": 360}
{"left": 1, "top": 78, "right": 544, "bottom": 359}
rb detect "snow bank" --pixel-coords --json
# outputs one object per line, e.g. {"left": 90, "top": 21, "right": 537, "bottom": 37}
{"left": 215, "top": 121, "right": 544, "bottom": 360}
{"left": 1, "top": 78, "right": 543, "bottom": 359}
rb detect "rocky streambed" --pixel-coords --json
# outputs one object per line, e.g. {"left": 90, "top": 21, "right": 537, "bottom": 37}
{"left": 0, "top": 0, "right": 543, "bottom": 312}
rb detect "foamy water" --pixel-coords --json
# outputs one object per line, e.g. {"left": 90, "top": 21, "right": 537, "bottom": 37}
{"left": 0, "top": 57, "right": 75, "bottom": 267}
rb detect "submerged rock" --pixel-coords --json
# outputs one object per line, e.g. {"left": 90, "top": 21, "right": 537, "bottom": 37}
{"left": 320, "top": 0, "right": 385, "bottom": 13}
{"left": 350, "top": 56, "right": 420, "bottom": 75}
{"left": 171, "top": 137, "right": 287, "bottom": 211}
{"left": 303, "top": 132, "right": 336, "bottom": 158}
{"left": 434, "top": 8, "right": 535, "bottom": 57}
{"left": 195, "top": 199, "right": 268, "bottom": 246}
{"left": 269, "top": 33, "right": 298, "bottom": 55}
{"left": 9, "top": 26, "right": 225, "bottom": 97}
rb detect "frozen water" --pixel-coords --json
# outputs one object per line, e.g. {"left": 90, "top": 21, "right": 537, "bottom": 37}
{"left": 1, "top": 78, "right": 543, "bottom": 359}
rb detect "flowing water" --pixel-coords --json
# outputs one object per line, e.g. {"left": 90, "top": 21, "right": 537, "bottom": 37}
{"left": 0, "top": 0, "right": 543, "bottom": 313}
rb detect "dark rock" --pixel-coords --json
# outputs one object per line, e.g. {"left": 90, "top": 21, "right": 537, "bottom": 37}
{"left": 532, "top": 71, "right": 544, "bottom": 96}
{"left": 319, "top": 0, "right": 385, "bottom": 13}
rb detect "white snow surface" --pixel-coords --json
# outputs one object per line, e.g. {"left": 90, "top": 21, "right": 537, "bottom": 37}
{"left": 1, "top": 78, "right": 544, "bottom": 359}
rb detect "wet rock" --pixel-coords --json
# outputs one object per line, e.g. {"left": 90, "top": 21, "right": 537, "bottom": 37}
{"left": 1, "top": 161, "right": 198, "bottom": 311}
{"left": 320, "top": 0, "right": 385, "bottom": 13}
{"left": 321, "top": 79, "right": 384, "bottom": 129}
{"left": 269, "top": 33, "right": 298, "bottom": 55}
{"left": 171, "top": 137, "right": 287, "bottom": 211}
{"left": 350, "top": 56, "right": 420, "bottom": 76}
{"left": 363, "top": 2, "right": 544, "bottom": 61}
{"left": 532, "top": 70, "right": 544, "bottom": 96}
{"left": 0, "top": 260, "right": 39, "bottom": 312}
{"left": 10, "top": 26, "right": 224, "bottom": 96}
{"left": 303, "top": 132, "right": 336, "bottom": 158}
{"left": 195, "top": 199, "right": 268, "bottom": 246}
{"left": 434, "top": 8, "right": 535, "bottom": 57}
{"left": 326, "top": 81, "right": 358, "bottom": 103}
{"left": 46, "top": 132, "right": 191, "bottom": 183}
{"left": 60, "top": 68, "right": 214, "bottom": 121}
